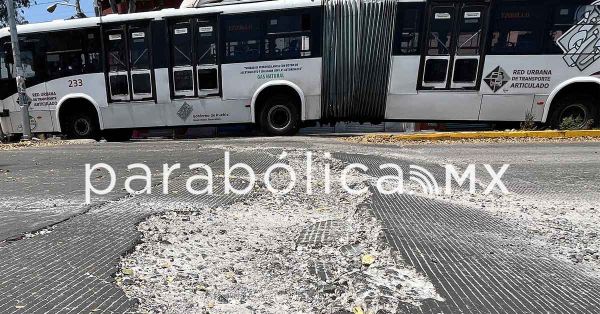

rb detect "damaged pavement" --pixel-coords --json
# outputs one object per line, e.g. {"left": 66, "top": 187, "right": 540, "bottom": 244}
{"left": 1, "top": 137, "right": 600, "bottom": 313}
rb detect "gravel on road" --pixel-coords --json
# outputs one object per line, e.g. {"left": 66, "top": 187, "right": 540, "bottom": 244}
{"left": 116, "top": 149, "right": 442, "bottom": 313}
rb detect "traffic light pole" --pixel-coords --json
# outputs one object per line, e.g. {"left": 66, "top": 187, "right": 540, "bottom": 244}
{"left": 6, "top": 0, "right": 32, "bottom": 141}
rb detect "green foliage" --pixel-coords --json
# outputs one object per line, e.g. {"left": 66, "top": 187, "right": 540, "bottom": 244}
{"left": 0, "top": 0, "right": 32, "bottom": 27}
{"left": 520, "top": 112, "right": 537, "bottom": 131}
{"left": 558, "top": 116, "right": 595, "bottom": 130}
{"left": 559, "top": 116, "right": 581, "bottom": 130}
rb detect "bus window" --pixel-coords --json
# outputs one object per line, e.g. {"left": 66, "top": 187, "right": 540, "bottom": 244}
{"left": 106, "top": 29, "right": 127, "bottom": 72}
{"left": 196, "top": 18, "right": 219, "bottom": 94}
{"left": 264, "top": 13, "right": 312, "bottom": 60}
{"left": 394, "top": 5, "right": 424, "bottom": 55}
{"left": 223, "top": 16, "right": 262, "bottom": 63}
{"left": 427, "top": 6, "right": 455, "bottom": 56}
{"left": 18, "top": 37, "right": 44, "bottom": 80}
{"left": 1, "top": 43, "right": 14, "bottom": 80}
{"left": 489, "top": 4, "right": 546, "bottom": 54}
{"left": 7, "top": 35, "right": 46, "bottom": 95}
{"left": 172, "top": 23, "right": 192, "bottom": 67}
{"left": 197, "top": 68, "right": 217, "bottom": 90}
{"left": 0, "top": 53, "right": 9, "bottom": 79}
{"left": 84, "top": 30, "right": 102, "bottom": 73}
{"left": 423, "top": 59, "right": 449, "bottom": 83}
{"left": 109, "top": 75, "right": 128, "bottom": 98}
{"left": 196, "top": 19, "right": 217, "bottom": 65}
{"left": 545, "top": 4, "right": 595, "bottom": 54}
{"left": 129, "top": 29, "right": 149, "bottom": 70}
{"left": 456, "top": 8, "right": 483, "bottom": 55}
{"left": 129, "top": 27, "right": 152, "bottom": 98}
{"left": 46, "top": 30, "right": 85, "bottom": 79}
{"left": 105, "top": 28, "right": 129, "bottom": 99}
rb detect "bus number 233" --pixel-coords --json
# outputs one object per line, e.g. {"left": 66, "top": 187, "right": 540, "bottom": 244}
{"left": 68, "top": 79, "right": 83, "bottom": 87}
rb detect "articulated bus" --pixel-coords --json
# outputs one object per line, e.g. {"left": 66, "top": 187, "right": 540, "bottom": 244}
{"left": 0, "top": 0, "right": 599, "bottom": 140}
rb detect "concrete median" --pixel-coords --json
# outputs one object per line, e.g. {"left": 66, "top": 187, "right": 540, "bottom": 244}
{"left": 351, "top": 130, "right": 600, "bottom": 142}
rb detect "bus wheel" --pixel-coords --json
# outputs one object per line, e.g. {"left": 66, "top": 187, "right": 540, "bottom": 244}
{"left": 259, "top": 95, "right": 300, "bottom": 136}
{"left": 103, "top": 129, "right": 133, "bottom": 142}
{"left": 550, "top": 94, "right": 597, "bottom": 129}
{"left": 65, "top": 112, "right": 100, "bottom": 140}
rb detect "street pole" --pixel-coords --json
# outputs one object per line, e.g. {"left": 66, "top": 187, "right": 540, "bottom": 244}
{"left": 93, "top": 0, "right": 100, "bottom": 16}
{"left": 74, "top": 0, "right": 85, "bottom": 18}
{"left": 6, "top": 0, "right": 32, "bottom": 141}
{"left": 47, "top": 1, "right": 87, "bottom": 18}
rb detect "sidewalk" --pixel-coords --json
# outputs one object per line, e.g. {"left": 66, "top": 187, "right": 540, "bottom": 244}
{"left": 345, "top": 130, "right": 600, "bottom": 142}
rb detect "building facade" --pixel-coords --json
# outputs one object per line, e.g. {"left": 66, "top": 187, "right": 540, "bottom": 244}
{"left": 98, "top": 0, "right": 183, "bottom": 15}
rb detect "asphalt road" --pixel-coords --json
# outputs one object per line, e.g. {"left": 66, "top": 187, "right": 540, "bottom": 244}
{"left": 0, "top": 137, "right": 599, "bottom": 313}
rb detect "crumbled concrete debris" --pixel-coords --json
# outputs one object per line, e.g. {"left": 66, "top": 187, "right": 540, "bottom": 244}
{"left": 0, "top": 138, "right": 97, "bottom": 151}
{"left": 117, "top": 149, "right": 442, "bottom": 313}
{"left": 23, "top": 226, "right": 55, "bottom": 239}
{"left": 0, "top": 197, "right": 82, "bottom": 214}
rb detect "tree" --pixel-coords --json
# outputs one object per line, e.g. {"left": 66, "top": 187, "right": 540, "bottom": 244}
{"left": 0, "top": 0, "right": 32, "bottom": 27}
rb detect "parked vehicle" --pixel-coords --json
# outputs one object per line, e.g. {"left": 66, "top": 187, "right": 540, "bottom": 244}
{"left": 0, "top": 0, "right": 598, "bottom": 140}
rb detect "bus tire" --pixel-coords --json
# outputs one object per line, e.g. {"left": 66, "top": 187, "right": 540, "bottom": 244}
{"left": 549, "top": 94, "right": 598, "bottom": 129}
{"left": 64, "top": 111, "right": 100, "bottom": 140}
{"left": 103, "top": 129, "right": 133, "bottom": 142}
{"left": 259, "top": 94, "right": 300, "bottom": 136}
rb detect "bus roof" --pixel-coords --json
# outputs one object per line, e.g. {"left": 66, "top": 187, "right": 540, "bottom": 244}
{"left": 0, "top": 0, "right": 329, "bottom": 38}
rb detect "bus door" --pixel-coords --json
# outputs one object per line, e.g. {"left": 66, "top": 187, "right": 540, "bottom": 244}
{"left": 169, "top": 15, "right": 219, "bottom": 98}
{"left": 419, "top": 2, "right": 489, "bottom": 90}
{"left": 104, "top": 22, "right": 154, "bottom": 102}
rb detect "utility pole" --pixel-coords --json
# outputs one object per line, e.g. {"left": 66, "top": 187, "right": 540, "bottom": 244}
{"left": 94, "top": 0, "right": 101, "bottom": 16}
{"left": 6, "top": 0, "right": 32, "bottom": 141}
{"left": 74, "top": 0, "right": 85, "bottom": 17}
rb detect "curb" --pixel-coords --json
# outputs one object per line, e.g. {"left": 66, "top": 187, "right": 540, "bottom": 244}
{"left": 358, "top": 130, "right": 600, "bottom": 141}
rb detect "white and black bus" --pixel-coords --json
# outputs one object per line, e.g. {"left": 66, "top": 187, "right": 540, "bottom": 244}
{"left": 0, "top": 0, "right": 599, "bottom": 140}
